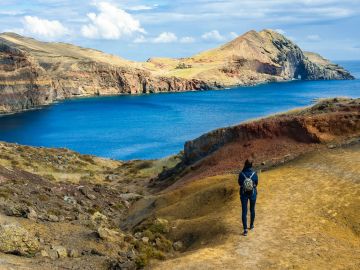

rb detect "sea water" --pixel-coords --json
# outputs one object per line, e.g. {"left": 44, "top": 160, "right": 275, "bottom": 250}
{"left": 0, "top": 61, "right": 359, "bottom": 160}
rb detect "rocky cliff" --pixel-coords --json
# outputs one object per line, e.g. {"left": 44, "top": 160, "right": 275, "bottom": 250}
{"left": 0, "top": 30, "right": 354, "bottom": 114}
{"left": 152, "top": 98, "right": 360, "bottom": 189}
{"left": 0, "top": 33, "right": 212, "bottom": 114}
{"left": 184, "top": 98, "right": 360, "bottom": 164}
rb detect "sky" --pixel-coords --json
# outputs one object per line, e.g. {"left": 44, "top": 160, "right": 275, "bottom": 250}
{"left": 1, "top": 0, "right": 360, "bottom": 61}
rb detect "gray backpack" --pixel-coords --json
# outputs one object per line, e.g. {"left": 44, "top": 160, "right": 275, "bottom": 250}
{"left": 242, "top": 172, "right": 255, "bottom": 194}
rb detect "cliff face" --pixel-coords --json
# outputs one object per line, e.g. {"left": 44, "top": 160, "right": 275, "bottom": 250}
{"left": 0, "top": 30, "right": 354, "bottom": 114}
{"left": 0, "top": 34, "right": 213, "bottom": 114}
{"left": 184, "top": 98, "right": 360, "bottom": 165}
{"left": 150, "top": 98, "right": 360, "bottom": 190}
{"left": 0, "top": 43, "right": 53, "bottom": 113}
{"left": 192, "top": 30, "right": 354, "bottom": 82}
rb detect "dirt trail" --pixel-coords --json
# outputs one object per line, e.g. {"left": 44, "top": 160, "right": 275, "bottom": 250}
{"left": 152, "top": 145, "right": 360, "bottom": 270}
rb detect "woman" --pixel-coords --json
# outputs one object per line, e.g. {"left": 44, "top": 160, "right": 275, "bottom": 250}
{"left": 238, "top": 159, "right": 259, "bottom": 236}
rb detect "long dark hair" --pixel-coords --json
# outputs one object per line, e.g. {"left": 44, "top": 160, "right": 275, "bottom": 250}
{"left": 242, "top": 159, "right": 253, "bottom": 170}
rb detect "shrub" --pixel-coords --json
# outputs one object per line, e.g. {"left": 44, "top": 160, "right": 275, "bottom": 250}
{"left": 43, "top": 174, "right": 56, "bottom": 181}
{"left": 82, "top": 155, "right": 95, "bottom": 164}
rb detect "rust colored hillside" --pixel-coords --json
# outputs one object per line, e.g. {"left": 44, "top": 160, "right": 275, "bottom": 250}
{"left": 153, "top": 98, "right": 360, "bottom": 189}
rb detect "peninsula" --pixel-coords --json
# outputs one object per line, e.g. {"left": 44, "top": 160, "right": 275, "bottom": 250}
{"left": 0, "top": 30, "right": 354, "bottom": 114}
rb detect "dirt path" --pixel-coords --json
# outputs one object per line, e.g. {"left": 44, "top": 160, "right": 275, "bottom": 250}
{"left": 152, "top": 145, "right": 360, "bottom": 269}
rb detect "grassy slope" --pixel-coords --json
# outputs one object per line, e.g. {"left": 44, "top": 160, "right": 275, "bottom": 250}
{"left": 148, "top": 145, "right": 360, "bottom": 269}
{"left": 1, "top": 29, "right": 336, "bottom": 86}
{"left": 0, "top": 142, "right": 181, "bottom": 194}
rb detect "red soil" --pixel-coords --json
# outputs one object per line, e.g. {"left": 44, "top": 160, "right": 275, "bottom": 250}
{"left": 160, "top": 98, "right": 360, "bottom": 190}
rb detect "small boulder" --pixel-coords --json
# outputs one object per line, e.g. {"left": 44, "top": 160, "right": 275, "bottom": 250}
{"left": 40, "top": 249, "right": 49, "bottom": 257}
{"left": 105, "top": 174, "right": 117, "bottom": 182}
{"left": 109, "top": 259, "right": 136, "bottom": 270}
{"left": 52, "top": 245, "right": 67, "bottom": 258}
{"left": 91, "top": 211, "right": 108, "bottom": 227}
{"left": 64, "top": 195, "right": 77, "bottom": 205}
{"left": 47, "top": 249, "right": 59, "bottom": 260}
{"left": 141, "top": 237, "right": 149, "bottom": 244}
{"left": 26, "top": 207, "right": 38, "bottom": 221}
{"left": 123, "top": 200, "right": 131, "bottom": 209}
{"left": 79, "top": 186, "right": 89, "bottom": 196}
{"left": 173, "top": 241, "right": 183, "bottom": 251}
{"left": 0, "top": 224, "right": 40, "bottom": 256}
{"left": 119, "top": 193, "right": 143, "bottom": 201}
{"left": 97, "top": 227, "right": 124, "bottom": 242}
{"left": 4, "top": 205, "right": 27, "bottom": 217}
{"left": 86, "top": 194, "right": 96, "bottom": 200}
{"left": 328, "top": 144, "right": 336, "bottom": 149}
{"left": 47, "top": 214, "right": 59, "bottom": 222}
{"left": 69, "top": 248, "right": 80, "bottom": 258}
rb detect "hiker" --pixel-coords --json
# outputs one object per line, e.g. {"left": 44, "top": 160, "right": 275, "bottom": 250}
{"left": 238, "top": 159, "right": 258, "bottom": 236}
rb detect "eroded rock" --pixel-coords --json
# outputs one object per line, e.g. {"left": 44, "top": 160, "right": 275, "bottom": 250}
{"left": 97, "top": 227, "right": 124, "bottom": 242}
{"left": 52, "top": 245, "right": 67, "bottom": 258}
{"left": 0, "top": 223, "right": 40, "bottom": 256}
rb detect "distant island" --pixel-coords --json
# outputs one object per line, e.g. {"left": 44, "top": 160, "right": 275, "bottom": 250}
{"left": 0, "top": 29, "right": 354, "bottom": 114}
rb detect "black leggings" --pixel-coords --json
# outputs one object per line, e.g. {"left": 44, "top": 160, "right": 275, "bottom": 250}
{"left": 240, "top": 195, "right": 256, "bottom": 230}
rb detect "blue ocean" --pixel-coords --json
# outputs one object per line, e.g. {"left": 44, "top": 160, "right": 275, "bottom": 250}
{"left": 0, "top": 61, "right": 359, "bottom": 160}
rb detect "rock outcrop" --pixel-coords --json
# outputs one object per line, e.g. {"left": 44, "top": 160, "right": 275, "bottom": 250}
{"left": 0, "top": 223, "right": 40, "bottom": 256}
{"left": 0, "top": 33, "right": 212, "bottom": 114}
{"left": 184, "top": 98, "right": 360, "bottom": 164}
{"left": 0, "top": 30, "right": 354, "bottom": 114}
{"left": 152, "top": 98, "right": 360, "bottom": 189}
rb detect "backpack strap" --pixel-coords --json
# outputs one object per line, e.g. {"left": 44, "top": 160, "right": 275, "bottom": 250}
{"left": 241, "top": 171, "right": 255, "bottom": 179}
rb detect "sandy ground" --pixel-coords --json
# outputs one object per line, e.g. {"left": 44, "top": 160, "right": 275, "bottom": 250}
{"left": 152, "top": 145, "right": 360, "bottom": 270}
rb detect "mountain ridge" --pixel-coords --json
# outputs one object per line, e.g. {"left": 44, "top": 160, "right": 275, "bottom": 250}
{"left": 0, "top": 29, "right": 354, "bottom": 114}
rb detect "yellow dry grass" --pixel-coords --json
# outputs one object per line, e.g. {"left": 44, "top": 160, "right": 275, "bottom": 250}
{"left": 150, "top": 145, "right": 360, "bottom": 269}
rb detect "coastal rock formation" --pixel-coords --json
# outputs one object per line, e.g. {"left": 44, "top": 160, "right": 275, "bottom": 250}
{"left": 184, "top": 99, "right": 360, "bottom": 164}
{"left": 0, "top": 30, "right": 354, "bottom": 114}
{"left": 0, "top": 33, "right": 212, "bottom": 114}
{"left": 153, "top": 98, "right": 360, "bottom": 188}
{"left": 183, "top": 98, "right": 360, "bottom": 167}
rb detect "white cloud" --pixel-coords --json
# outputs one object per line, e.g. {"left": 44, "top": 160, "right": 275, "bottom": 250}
{"left": 135, "top": 1, "right": 358, "bottom": 26}
{"left": 81, "top": 2, "right": 145, "bottom": 39}
{"left": 153, "top": 32, "right": 178, "bottom": 43}
{"left": 133, "top": 35, "right": 147, "bottom": 43}
{"left": 128, "top": 5, "right": 158, "bottom": 11}
{"left": 180, "top": 36, "right": 195, "bottom": 43}
{"left": 201, "top": 30, "right": 225, "bottom": 41}
{"left": 134, "top": 34, "right": 194, "bottom": 44}
{"left": 229, "top": 32, "right": 238, "bottom": 39}
{"left": 0, "top": 10, "right": 25, "bottom": 16}
{"left": 306, "top": 34, "right": 321, "bottom": 41}
{"left": 287, "top": 36, "right": 297, "bottom": 41}
{"left": 21, "top": 16, "right": 69, "bottom": 38}
{"left": 274, "top": 29, "right": 286, "bottom": 35}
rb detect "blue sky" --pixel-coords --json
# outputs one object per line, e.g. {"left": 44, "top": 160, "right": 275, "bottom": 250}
{"left": 1, "top": 0, "right": 360, "bottom": 61}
